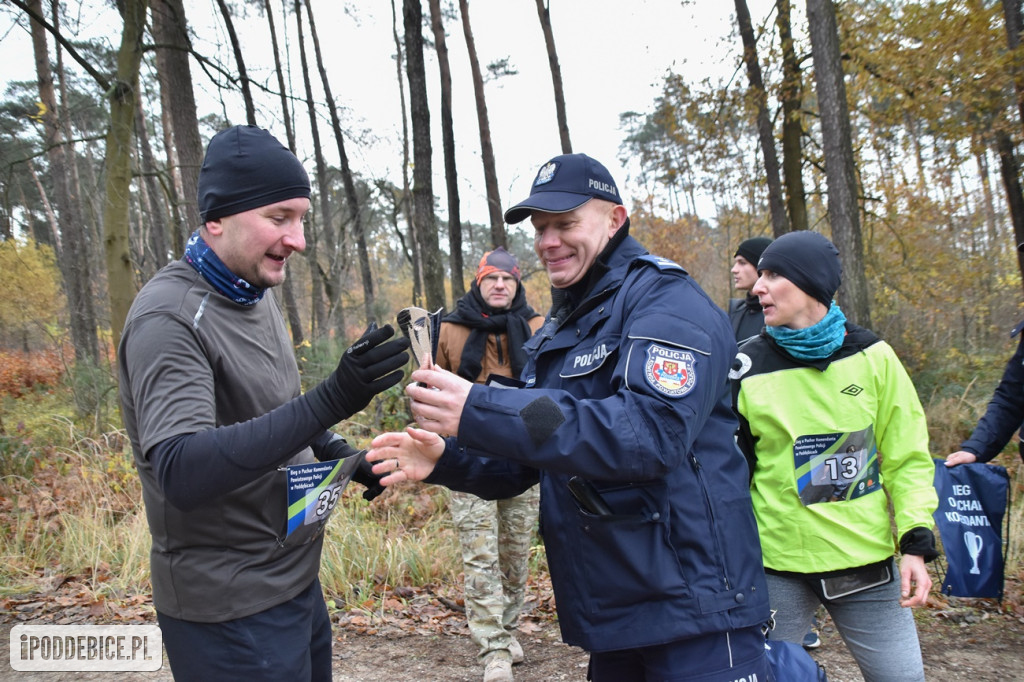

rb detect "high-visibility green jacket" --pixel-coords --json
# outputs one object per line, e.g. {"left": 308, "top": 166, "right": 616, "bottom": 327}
{"left": 731, "top": 323, "right": 938, "bottom": 574}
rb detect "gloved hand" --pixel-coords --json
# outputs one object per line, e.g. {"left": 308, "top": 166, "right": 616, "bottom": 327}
{"left": 351, "top": 453, "right": 386, "bottom": 501}
{"left": 306, "top": 324, "right": 410, "bottom": 426}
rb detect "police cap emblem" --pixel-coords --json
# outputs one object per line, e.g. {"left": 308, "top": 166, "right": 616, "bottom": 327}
{"left": 535, "top": 162, "right": 558, "bottom": 186}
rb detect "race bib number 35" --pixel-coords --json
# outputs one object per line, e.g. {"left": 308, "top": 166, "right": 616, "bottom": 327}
{"left": 282, "top": 453, "right": 363, "bottom": 545}
{"left": 793, "top": 426, "right": 881, "bottom": 506}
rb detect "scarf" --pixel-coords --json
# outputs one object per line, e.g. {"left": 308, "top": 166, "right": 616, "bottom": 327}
{"left": 183, "top": 229, "right": 265, "bottom": 306}
{"left": 767, "top": 302, "right": 847, "bottom": 361}
{"left": 443, "top": 283, "right": 538, "bottom": 382}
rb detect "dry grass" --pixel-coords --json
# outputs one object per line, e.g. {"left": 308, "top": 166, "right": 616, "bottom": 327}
{"left": 0, "top": 359, "right": 1020, "bottom": 619}
{"left": 0, "top": 403, "right": 480, "bottom": 612}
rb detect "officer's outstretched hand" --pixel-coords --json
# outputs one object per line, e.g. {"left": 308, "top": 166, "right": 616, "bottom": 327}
{"left": 306, "top": 324, "right": 410, "bottom": 425}
{"left": 406, "top": 366, "right": 473, "bottom": 437}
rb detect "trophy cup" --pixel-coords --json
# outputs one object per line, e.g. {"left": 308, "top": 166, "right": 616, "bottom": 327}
{"left": 964, "top": 531, "right": 984, "bottom": 575}
{"left": 397, "top": 306, "right": 443, "bottom": 370}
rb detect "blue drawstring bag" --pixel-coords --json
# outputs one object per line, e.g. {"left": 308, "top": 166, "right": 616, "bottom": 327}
{"left": 932, "top": 459, "right": 1010, "bottom": 599}
{"left": 764, "top": 639, "right": 828, "bottom": 681}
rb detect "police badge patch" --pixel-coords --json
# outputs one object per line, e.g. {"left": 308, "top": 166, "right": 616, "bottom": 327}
{"left": 644, "top": 343, "right": 697, "bottom": 397}
{"left": 535, "top": 162, "right": 558, "bottom": 186}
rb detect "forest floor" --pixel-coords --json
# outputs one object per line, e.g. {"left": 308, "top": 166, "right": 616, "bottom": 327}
{"left": 2, "top": 577, "right": 1023, "bottom": 681}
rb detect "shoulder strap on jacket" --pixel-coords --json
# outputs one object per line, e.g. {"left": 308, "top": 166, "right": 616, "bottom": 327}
{"left": 633, "top": 254, "right": 688, "bottom": 274}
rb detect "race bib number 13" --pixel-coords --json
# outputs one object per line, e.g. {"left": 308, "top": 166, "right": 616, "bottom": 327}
{"left": 793, "top": 426, "right": 881, "bottom": 506}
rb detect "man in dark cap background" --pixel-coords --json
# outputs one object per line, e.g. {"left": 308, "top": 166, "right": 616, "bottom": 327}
{"left": 367, "top": 153, "right": 771, "bottom": 681}
{"left": 729, "top": 236, "right": 773, "bottom": 343}
{"left": 435, "top": 247, "right": 543, "bottom": 682}
{"left": 117, "top": 125, "right": 409, "bottom": 680}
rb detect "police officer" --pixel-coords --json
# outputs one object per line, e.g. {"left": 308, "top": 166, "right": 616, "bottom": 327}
{"left": 367, "top": 154, "right": 770, "bottom": 681}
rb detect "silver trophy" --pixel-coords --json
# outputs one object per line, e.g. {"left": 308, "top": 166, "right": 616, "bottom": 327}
{"left": 396, "top": 306, "right": 443, "bottom": 370}
{"left": 964, "top": 531, "right": 984, "bottom": 575}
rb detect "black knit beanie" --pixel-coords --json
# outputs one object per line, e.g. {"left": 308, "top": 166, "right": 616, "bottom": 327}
{"left": 198, "top": 125, "right": 311, "bottom": 222}
{"left": 757, "top": 231, "right": 842, "bottom": 307}
{"left": 734, "top": 236, "right": 773, "bottom": 265}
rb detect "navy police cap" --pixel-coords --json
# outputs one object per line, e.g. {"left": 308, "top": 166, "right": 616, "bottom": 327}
{"left": 504, "top": 153, "right": 622, "bottom": 224}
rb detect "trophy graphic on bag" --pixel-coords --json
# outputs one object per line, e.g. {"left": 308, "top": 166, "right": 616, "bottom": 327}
{"left": 964, "top": 531, "right": 984, "bottom": 575}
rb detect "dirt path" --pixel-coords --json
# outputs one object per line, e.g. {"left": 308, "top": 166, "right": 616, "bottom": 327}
{"left": 3, "top": 607, "right": 1023, "bottom": 681}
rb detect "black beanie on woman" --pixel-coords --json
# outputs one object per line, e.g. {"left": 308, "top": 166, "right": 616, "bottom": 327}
{"left": 756, "top": 231, "right": 842, "bottom": 307}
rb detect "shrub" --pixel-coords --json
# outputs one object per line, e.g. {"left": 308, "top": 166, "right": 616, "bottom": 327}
{"left": 0, "top": 349, "right": 64, "bottom": 397}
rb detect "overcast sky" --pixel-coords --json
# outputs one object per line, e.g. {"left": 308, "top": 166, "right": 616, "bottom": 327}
{"left": 0, "top": 0, "right": 781, "bottom": 228}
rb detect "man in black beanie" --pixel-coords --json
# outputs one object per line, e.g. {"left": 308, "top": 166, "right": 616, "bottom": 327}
{"left": 118, "top": 125, "right": 409, "bottom": 680}
{"left": 729, "top": 236, "right": 773, "bottom": 343}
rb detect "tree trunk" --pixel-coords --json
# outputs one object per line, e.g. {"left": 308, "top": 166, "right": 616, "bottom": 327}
{"left": 429, "top": 0, "right": 465, "bottom": 300}
{"left": 54, "top": 0, "right": 100, "bottom": 310}
{"left": 104, "top": 0, "right": 150, "bottom": 346}
{"left": 134, "top": 97, "right": 171, "bottom": 281}
{"left": 29, "top": 0, "right": 98, "bottom": 364}
{"left": 776, "top": 0, "right": 808, "bottom": 233}
{"left": 265, "top": 0, "right": 303, "bottom": 344}
{"left": 1000, "top": 0, "right": 1024, "bottom": 292}
{"left": 735, "top": 0, "right": 790, "bottom": 237}
{"left": 304, "top": 0, "right": 376, "bottom": 326}
{"left": 1002, "top": 0, "right": 1024, "bottom": 129}
{"left": 216, "top": 0, "right": 257, "bottom": 125}
{"left": 458, "top": 0, "right": 506, "bottom": 248}
{"left": 26, "top": 159, "right": 60, "bottom": 250}
{"left": 974, "top": 144, "right": 1000, "bottom": 254}
{"left": 151, "top": 0, "right": 204, "bottom": 246}
{"left": 996, "top": 132, "right": 1024, "bottom": 295}
{"left": 806, "top": 0, "right": 871, "bottom": 327}
{"left": 294, "top": 0, "right": 338, "bottom": 338}
{"left": 534, "top": 0, "right": 572, "bottom": 154}
{"left": 391, "top": 0, "right": 423, "bottom": 304}
{"left": 266, "top": 0, "right": 295, "bottom": 149}
{"left": 157, "top": 93, "right": 185, "bottom": 254}
{"left": 405, "top": 0, "right": 447, "bottom": 311}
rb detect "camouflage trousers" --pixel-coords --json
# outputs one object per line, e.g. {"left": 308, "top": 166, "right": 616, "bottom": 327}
{"left": 449, "top": 485, "right": 540, "bottom": 662}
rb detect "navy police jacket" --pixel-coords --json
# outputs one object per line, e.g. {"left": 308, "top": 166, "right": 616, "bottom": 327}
{"left": 961, "top": 320, "right": 1024, "bottom": 463}
{"left": 426, "top": 233, "right": 769, "bottom": 652}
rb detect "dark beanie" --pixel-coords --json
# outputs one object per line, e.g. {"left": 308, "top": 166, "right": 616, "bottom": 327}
{"left": 757, "top": 231, "right": 842, "bottom": 307}
{"left": 198, "top": 125, "right": 311, "bottom": 222}
{"left": 734, "top": 237, "right": 773, "bottom": 265}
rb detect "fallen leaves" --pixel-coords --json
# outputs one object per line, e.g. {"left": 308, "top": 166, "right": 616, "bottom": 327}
{"left": 329, "top": 573, "right": 558, "bottom": 641}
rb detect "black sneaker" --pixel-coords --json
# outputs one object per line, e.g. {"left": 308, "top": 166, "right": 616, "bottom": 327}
{"left": 802, "top": 629, "right": 821, "bottom": 650}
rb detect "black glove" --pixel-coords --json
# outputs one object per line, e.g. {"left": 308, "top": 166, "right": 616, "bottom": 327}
{"left": 313, "top": 433, "right": 384, "bottom": 502}
{"left": 306, "top": 324, "right": 410, "bottom": 426}
{"left": 351, "top": 454, "right": 386, "bottom": 502}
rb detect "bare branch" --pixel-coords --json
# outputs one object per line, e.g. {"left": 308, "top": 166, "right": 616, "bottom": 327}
{"left": 7, "top": 0, "right": 111, "bottom": 91}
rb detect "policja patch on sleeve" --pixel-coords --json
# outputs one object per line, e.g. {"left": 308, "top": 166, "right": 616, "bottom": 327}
{"left": 644, "top": 343, "right": 697, "bottom": 397}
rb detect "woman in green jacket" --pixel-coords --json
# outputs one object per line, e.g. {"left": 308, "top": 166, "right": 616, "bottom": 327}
{"left": 730, "top": 231, "right": 938, "bottom": 682}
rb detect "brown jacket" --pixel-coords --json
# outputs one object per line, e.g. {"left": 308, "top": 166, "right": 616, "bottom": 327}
{"left": 436, "top": 315, "right": 543, "bottom": 384}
